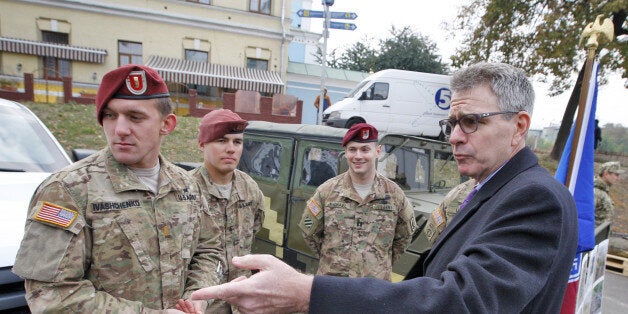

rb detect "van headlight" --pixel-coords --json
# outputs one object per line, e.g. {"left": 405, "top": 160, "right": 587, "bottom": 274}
{"left": 328, "top": 111, "right": 340, "bottom": 119}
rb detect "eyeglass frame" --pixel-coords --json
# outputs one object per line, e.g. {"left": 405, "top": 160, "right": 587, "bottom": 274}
{"left": 438, "top": 111, "right": 520, "bottom": 136}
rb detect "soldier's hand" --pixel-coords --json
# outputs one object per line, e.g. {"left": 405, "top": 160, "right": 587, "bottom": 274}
{"left": 191, "top": 254, "right": 313, "bottom": 314}
{"left": 174, "top": 299, "right": 203, "bottom": 314}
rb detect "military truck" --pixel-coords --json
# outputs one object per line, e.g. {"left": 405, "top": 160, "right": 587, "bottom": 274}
{"left": 239, "top": 121, "right": 461, "bottom": 281}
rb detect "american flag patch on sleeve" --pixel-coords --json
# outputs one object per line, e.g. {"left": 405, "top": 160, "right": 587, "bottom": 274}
{"left": 307, "top": 199, "right": 322, "bottom": 218}
{"left": 34, "top": 202, "right": 78, "bottom": 228}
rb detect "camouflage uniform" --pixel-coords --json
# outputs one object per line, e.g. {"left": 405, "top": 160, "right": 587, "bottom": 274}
{"left": 298, "top": 172, "right": 415, "bottom": 280}
{"left": 13, "top": 148, "right": 224, "bottom": 313}
{"left": 191, "top": 166, "right": 265, "bottom": 312}
{"left": 424, "top": 179, "right": 475, "bottom": 245}
{"left": 594, "top": 176, "right": 614, "bottom": 227}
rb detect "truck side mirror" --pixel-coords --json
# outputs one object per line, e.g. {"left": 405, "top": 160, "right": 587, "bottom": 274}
{"left": 337, "top": 152, "right": 348, "bottom": 173}
{"left": 358, "top": 91, "right": 368, "bottom": 100}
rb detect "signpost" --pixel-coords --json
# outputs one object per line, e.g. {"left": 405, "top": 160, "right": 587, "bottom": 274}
{"left": 298, "top": 1, "right": 358, "bottom": 125}
{"left": 329, "top": 21, "right": 357, "bottom": 31}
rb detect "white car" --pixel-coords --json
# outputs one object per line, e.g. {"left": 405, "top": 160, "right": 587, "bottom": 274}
{"left": 0, "top": 98, "right": 72, "bottom": 311}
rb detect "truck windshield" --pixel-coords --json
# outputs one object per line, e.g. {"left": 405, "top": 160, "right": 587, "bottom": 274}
{"left": 345, "top": 80, "right": 370, "bottom": 98}
{"left": 378, "top": 142, "right": 460, "bottom": 192}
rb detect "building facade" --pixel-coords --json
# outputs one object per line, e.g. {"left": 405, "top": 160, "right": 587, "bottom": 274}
{"left": 0, "top": 0, "right": 292, "bottom": 106}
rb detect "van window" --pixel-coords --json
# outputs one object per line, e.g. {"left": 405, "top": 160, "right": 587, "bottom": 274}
{"left": 301, "top": 147, "right": 340, "bottom": 186}
{"left": 240, "top": 139, "right": 283, "bottom": 180}
{"left": 365, "top": 82, "right": 389, "bottom": 100}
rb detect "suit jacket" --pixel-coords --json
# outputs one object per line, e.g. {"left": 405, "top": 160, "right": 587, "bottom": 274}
{"left": 309, "top": 147, "right": 578, "bottom": 313}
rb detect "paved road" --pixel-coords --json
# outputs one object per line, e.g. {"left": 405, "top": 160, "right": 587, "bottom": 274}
{"left": 602, "top": 270, "right": 628, "bottom": 313}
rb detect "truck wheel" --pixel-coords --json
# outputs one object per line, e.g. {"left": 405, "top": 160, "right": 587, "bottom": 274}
{"left": 345, "top": 118, "right": 364, "bottom": 129}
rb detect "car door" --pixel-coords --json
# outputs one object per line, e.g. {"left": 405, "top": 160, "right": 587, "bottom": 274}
{"left": 239, "top": 134, "right": 294, "bottom": 260}
{"left": 358, "top": 81, "right": 391, "bottom": 132}
{"left": 283, "top": 139, "right": 344, "bottom": 274}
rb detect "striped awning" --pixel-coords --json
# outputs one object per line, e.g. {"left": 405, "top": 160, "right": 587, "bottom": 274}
{"left": 0, "top": 37, "right": 107, "bottom": 63}
{"left": 145, "top": 55, "right": 283, "bottom": 94}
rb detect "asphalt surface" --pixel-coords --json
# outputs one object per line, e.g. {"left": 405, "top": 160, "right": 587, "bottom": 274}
{"left": 602, "top": 270, "right": 628, "bottom": 313}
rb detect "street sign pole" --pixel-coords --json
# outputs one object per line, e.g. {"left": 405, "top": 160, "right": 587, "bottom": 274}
{"left": 318, "top": 4, "right": 331, "bottom": 125}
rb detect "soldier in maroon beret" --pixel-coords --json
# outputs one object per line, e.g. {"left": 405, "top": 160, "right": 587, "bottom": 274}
{"left": 13, "top": 64, "right": 224, "bottom": 313}
{"left": 297, "top": 122, "right": 415, "bottom": 280}
{"left": 190, "top": 109, "right": 265, "bottom": 313}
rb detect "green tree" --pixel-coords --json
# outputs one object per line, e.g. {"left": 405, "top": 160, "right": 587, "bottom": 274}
{"left": 450, "top": 0, "right": 627, "bottom": 95}
{"left": 315, "top": 26, "right": 449, "bottom": 75}
{"left": 336, "top": 41, "right": 378, "bottom": 72}
{"left": 598, "top": 123, "right": 628, "bottom": 153}
{"left": 374, "top": 26, "right": 448, "bottom": 74}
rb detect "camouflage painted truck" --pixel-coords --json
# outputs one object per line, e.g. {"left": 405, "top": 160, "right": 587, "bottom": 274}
{"left": 239, "top": 121, "right": 461, "bottom": 281}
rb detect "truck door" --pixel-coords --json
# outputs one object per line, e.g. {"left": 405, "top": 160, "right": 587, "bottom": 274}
{"left": 358, "top": 81, "right": 391, "bottom": 132}
{"left": 284, "top": 139, "right": 344, "bottom": 274}
{"left": 239, "top": 135, "right": 295, "bottom": 262}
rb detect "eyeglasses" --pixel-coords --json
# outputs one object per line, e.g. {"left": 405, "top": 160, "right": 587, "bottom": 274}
{"left": 439, "top": 111, "right": 519, "bottom": 136}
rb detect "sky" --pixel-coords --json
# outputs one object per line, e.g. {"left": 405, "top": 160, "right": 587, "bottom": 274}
{"left": 309, "top": 0, "right": 628, "bottom": 129}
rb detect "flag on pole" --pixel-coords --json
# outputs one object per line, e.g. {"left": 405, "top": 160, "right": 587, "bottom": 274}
{"left": 555, "top": 61, "right": 599, "bottom": 314}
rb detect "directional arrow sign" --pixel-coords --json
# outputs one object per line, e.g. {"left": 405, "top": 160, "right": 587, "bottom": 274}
{"left": 297, "top": 10, "right": 358, "bottom": 20}
{"left": 329, "top": 12, "right": 358, "bottom": 20}
{"left": 329, "top": 21, "right": 357, "bottom": 31}
{"left": 296, "top": 9, "right": 324, "bottom": 18}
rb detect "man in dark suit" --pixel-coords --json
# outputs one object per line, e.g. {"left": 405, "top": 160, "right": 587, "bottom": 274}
{"left": 189, "top": 63, "right": 579, "bottom": 313}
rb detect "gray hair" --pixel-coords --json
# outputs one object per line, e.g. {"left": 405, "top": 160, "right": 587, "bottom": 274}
{"left": 451, "top": 62, "right": 534, "bottom": 116}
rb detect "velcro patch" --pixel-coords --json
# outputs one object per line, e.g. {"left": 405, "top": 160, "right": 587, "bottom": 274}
{"left": 303, "top": 216, "right": 313, "bottom": 229}
{"left": 34, "top": 202, "right": 78, "bottom": 228}
{"left": 432, "top": 209, "right": 444, "bottom": 228}
{"left": 307, "top": 199, "right": 322, "bottom": 217}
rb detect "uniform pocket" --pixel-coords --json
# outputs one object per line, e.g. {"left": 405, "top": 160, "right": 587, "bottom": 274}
{"left": 91, "top": 213, "right": 156, "bottom": 293}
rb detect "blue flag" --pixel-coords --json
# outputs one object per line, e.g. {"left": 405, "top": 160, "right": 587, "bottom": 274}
{"left": 556, "top": 62, "right": 598, "bottom": 314}
{"left": 554, "top": 63, "right": 597, "bottom": 253}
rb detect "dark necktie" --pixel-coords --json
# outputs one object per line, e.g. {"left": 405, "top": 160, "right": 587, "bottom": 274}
{"left": 459, "top": 187, "right": 478, "bottom": 210}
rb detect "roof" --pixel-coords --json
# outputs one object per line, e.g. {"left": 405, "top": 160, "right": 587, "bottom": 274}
{"left": 245, "top": 120, "right": 348, "bottom": 140}
{"left": 287, "top": 62, "right": 370, "bottom": 82}
{"left": 145, "top": 55, "right": 284, "bottom": 94}
{"left": 0, "top": 36, "right": 107, "bottom": 63}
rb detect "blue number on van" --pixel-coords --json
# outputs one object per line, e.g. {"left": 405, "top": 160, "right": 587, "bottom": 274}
{"left": 435, "top": 87, "right": 451, "bottom": 110}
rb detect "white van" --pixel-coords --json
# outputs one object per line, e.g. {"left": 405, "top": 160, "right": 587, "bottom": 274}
{"left": 322, "top": 69, "right": 451, "bottom": 138}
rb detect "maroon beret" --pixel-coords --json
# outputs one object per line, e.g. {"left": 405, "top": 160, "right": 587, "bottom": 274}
{"left": 198, "top": 109, "right": 248, "bottom": 144}
{"left": 95, "top": 64, "right": 170, "bottom": 125}
{"left": 342, "top": 123, "right": 378, "bottom": 146}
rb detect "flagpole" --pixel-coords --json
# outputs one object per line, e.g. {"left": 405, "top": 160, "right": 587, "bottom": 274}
{"left": 565, "top": 48, "right": 595, "bottom": 188}
{"left": 565, "top": 15, "right": 614, "bottom": 188}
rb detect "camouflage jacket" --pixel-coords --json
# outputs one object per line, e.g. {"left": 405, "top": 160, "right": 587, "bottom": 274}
{"left": 191, "top": 167, "right": 265, "bottom": 282}
{"left": 594, "top": 177, "right": 614, "bottom": 227}
{"left": 424, "top": 179, "right": 476, "bottom": 245}
{"left": 13, "top": 148, "right": 223, "bottom": 313}
{"left": 298, "top": 172, "right": 415, "bottom": 280}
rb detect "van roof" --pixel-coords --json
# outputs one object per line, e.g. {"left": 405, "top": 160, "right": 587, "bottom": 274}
{"left": 365, "top": 69, "right": 450, "bottom": 82}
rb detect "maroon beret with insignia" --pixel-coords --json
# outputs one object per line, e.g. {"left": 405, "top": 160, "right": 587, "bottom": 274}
{"left": 198, "top": 109, "right": 248, "bottom": 144}
{"left": 342, "top": 123, "right": 378, "bottom": 146}
{"left": 95, "top": 64, "right": 170, "bottom": 125}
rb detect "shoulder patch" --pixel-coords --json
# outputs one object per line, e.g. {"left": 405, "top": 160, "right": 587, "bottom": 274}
{"left": 34, "top": 202, "right": 78, "bottom": 228}
{"left": 307, "top": 199, "right": 322, "bottom": 217}
{"left": 431, "top": 208, "right": 445, "bottom": 228}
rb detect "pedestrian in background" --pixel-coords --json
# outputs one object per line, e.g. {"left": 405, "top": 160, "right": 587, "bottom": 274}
{"left": 594, "top": 161, "right": 624, "bottom": 227}
{"left": 12, "top": 64, "right": 223, "bottom": 313}
{"left": 298, "top": 123, "right": 416, "bottom": 280}
{"left": 314, "top": 87, "right": 332, "bottom": 112}
{"left": 190, "top": 109, "right": 265, "bottom": 313}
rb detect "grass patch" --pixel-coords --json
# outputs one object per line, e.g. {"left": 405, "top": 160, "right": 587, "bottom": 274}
{"left": 23, "top": 102, "right": 203, "bottom": 163}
